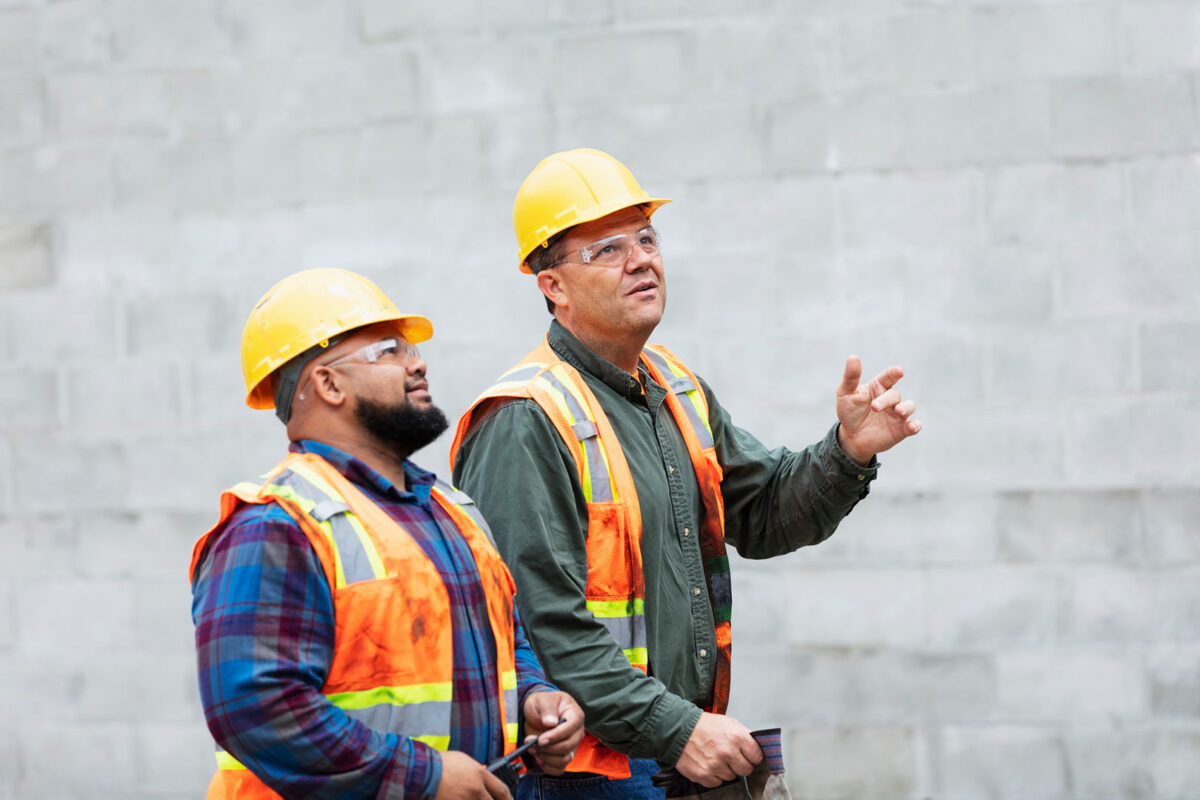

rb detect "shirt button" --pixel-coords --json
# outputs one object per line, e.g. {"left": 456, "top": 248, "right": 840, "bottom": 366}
{"left": 669, "top": 465, "right": 676, "bottom": 474}
{"left": 857, "top": 474, "right": 865, "bottom": 481}
{"left": 693, "top": 586, "right": 702, "bottom": 596}
{"left": 699, "top": 648, "right": 708, "bottom": 658}
{"left": 683, "top": 527, "right": 690, "bottom": 536}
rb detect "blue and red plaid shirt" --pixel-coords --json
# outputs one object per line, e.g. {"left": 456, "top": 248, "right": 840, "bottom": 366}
{"left": 192, "top": 440, "right": 555, "bottom": 799}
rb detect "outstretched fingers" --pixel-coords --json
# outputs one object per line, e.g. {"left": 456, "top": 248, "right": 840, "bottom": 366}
{"left": 839, "top": 355, "right": 863, "bottom": 396}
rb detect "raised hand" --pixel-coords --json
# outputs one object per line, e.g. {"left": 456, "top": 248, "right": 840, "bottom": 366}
{"left": 836, "top": 355, "right": 922, "bottom": 466}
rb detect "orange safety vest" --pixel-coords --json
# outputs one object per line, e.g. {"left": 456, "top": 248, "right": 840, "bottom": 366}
{"left": 450, "top": 339, "right": 732, "bottom": 780}
{"left": 189, "top": 451, "right": 521, "bottom": 800}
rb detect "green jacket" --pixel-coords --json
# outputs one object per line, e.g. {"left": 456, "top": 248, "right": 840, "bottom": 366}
{"left": 452, "top": 321, "right": 877, "bottom": 767}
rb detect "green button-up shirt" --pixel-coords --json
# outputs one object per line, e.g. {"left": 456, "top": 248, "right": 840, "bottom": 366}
{"left": 452, "top": 321, "right": 877, "bottom": 767}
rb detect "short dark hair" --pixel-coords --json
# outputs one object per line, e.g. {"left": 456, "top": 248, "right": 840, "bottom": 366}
{"left": 526, "top": 230, "right": 568, "bottom": 315}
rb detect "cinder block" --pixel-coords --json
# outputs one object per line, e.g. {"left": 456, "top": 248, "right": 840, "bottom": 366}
{"left": 78, "top": 509, "right": 210, "bottom": 581}
{"left": 422, "top": 38, "right": 551, "bottom": 115}
{"left": 916, "top": 244, "right": 1053, "bottom": 325}
{"left": 19, "top": 579, "right": 138, "bottom": 656}
{"left": 550, "top": 31, "right": 686, "bottom": 105}
{"left": 126, "top": 431, "right": 280, "bottom": 512}
{"left": 227, "top": 0, "right": 347, "bottom": 55}
{"left": 360, "top": 0, "right": 483, "bottom": 41}
{"left": 1062, "top": 398, "right": 1143, "bottom": 488}
{"left": 1052, "top": 76, "right": 1197, "bottom": 159}
{"left": 996, "top": 647, "right": 1146, "bottom": 720}
{"left": 64, "top": 362, "right": 181, "bottom": 430}
{"left": 0, "top": 9, "right": 37, "bottom": 71}
{"left": 839, "top": 169, "right": 979, "bottom": 248}
{"left": 18, "top": 721, "right": 136, "bottom": 792}
{"left": 898, "top": 85, "right": 1053, "bottom": 168}
{"left": 1129, "top": 155, "right": 1200, "bottom": 234}
{"left": 984, "top": 162, "right": 1123, "bottom": 244}
{"left": 136, "top": 578, "right": 199, "bottom": 654}
{"left": 5, "top": 291, "right": 117, "bottom": 362}
{"left": 926, "top": 565, "right": 1059, "bottom": 648}
{"left": 0, "top": 75, "right": 44, "bottom": 142}
{"left": 836, "top": 8, "right": 975, "bottom": 91}
{"left": 785, "top": 726, "right": 919, "bottom": 799}
{"left": 1148, "top": 643, "right": 1200, "bottom": 717}
{"left": 1063, "top": 565, "right": 1157, "bottom": 641}
{"left": 767, "top": 98, "right": 832, "bottom": 174}
{"left": 1141, "top": 322, "right": 1200, "bottom": 391}
{"left": 63, "top": 651, "right": 197, "bottom": 722}
{"left": 827, "top": 92, "right": 901, "bottom": 171}
{"left": 232, "top": 129, "right": 360, "bottom": 204}
{"left": 997, "top": 490, "right": 1141, "bottom": 563}
{"left": 53, "top": 69, "right": 225, "bottom": 138}
{"left": 137, "top": 722, "right": 214, "bottom": 795}
{"left": 850, "top": 650, "right": 995, "bottom": 724}
{"left": 114, "top": 138, "right": 233, "bottom": 210}
{"left": 1053, "top": 240, "right": 1138, "bottom": 321}
{"left": 972, "top": 4, "right": 1120, "bottom": 82}
{"left": 692, "top": 21, "right": 829, "bottom": 103}
{"left": 0, "top": 587, "right": 12, "bottom": 650}
{"left": 0, "top": 142, "right": 114, "bottom": 214}
{"left": 55, "top": 210, "right": 182, "bottom": 290}
{"left": 189, "top": 355, "right": 261, "bottom": 426}
{"left": 1122, "top": 234, "right": 1200, "bottom": 318}
{"left": 1150, "top": 565, "right": 1200, "bottom": 640}
{"left": 485, "top": 0, "right": 615, "bottom": 30}
{"left": 1122, "top": 2, "right": 1200, "bottom": 72}
{"left": 776, "top": 568, "right": 926, "bottom": 647}
{"left": 1142, "top": 489, "right": 1200, "bottom": 564}
{"left": 109, "top": 0, "right": 234, "bottom": 67}
{"left": 1136, "top": 395, "right": 1200, "bottom": 486}
{"left": 0, "top": 366, "right": 57, "bottom": 430}
{"left": 727, "top": 643, "right": 851, "bottom": 726}
{"left": 13, "top": 437, "right": 128, "bottom": 512}
{"left": 1068, "top": 724, "right": 1200, "bottom": 799}
{"left": 934, "top": 725, "right": 1068, "bottom": 799}
{"left": 985, "top": 321, "right": 1136, "bottom": 398}
{"left": 0, "top": 516, "right": 74, "bottom": 582}
{"left": 124, "top": 292, "right": 236, "bottom": 358}
{"left": 0, "top": 221, "right": 53, "bottom": 289}
{"left": 844, "top": 491, "right": 1000, "bottom": 564}
{"left": 39, "top": 0, "right": 114, "bottom": 70}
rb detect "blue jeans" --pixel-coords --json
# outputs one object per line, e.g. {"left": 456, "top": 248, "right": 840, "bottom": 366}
{"left": 516, "top": 758, "right": 665, "bottom": 800}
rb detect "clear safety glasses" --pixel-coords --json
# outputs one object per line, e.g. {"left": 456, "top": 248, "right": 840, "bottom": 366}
{"left": 325, "top": 337, "right": 420, "bottom": 368}
{"left": 556, "top": 226, "right": 661, "bottom": 268}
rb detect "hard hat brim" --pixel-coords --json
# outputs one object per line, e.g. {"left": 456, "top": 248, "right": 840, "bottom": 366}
{"left": 518, "top": 197, "right": 671, "bottom": 274}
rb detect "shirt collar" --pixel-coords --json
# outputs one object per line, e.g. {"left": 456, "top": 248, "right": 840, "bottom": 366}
{"left": 547, "top": 319, "right": 649, "bottom": 402}
{"left": 288, "top": 439, "right": 436, "bottom": 503}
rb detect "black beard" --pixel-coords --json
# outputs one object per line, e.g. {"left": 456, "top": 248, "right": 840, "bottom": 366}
{"left": 354, "top": 396, "right": 449, "bottom": 459}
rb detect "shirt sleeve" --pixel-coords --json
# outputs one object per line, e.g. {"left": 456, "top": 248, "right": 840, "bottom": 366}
{"left": 453, "top": 400, "right": 702, "bottom": 765}
{"left": 191, "top": 503, "right": 441, "bottom": 800}
{"left": 703, "top": 376, "right": 879, "bottom": 559}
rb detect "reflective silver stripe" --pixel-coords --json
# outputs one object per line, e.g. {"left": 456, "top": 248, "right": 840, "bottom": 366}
{"left": 504, "top": 688, "right": 519, "bottom": 733}
{"left": 642, "top": 349, "right": 714, "bottom": 450}
{"left": 272, "top": 469, "right": 381, "bottom": 585}
{"left": 342, "top": 700, "right": 453, "bottom": 739}
{"left": 535, "top": 370, "right": 614, "bottom": 504}
{"left": 311, "top": 499, "right": 350, "bottom": 522}
{"left": 498, "top": 363, "right": 545, "bottom": 384}
{"left": 593, "top": 613, "right": 647, "bottom": 652}
{"left": 433, "top": 480, "right": 498, "bottom": 546}
{"left": 572, "top": 420, "right": 598, "bottom": 440}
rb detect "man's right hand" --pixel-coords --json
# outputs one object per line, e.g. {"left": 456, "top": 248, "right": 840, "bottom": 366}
{"left": 435, "top": 751, "right": 512, "bottom": 800}
{"left": 674, "top": 712, "right": 764, "bottom": 788}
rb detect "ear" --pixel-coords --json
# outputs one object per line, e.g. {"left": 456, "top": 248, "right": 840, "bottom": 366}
{"left": 536, "top": 269, "right": 568, "bottom": 310}
{"left": 308, "top": 365, "right": 349, "bottom": 408}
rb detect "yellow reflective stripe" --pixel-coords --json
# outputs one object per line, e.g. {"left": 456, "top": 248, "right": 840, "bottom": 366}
{"left": 537, "top": 375, "right": 596, "bottom": 500}
{"left": 259, "top": 482, "right": 347, "bottom": 588}
{"left": 651, "top": 351, "right": 714, "bottom": 439}
{"left": 506, "top": 722, "right": 519, "bottom": 744}
{"left": 327, "top": 681, "right": 454, "bottom": 709}
{"left": 587, "top": 598, "right": 645, "bottom": 617}
{"left": 231, "top": 480, "right": 263, "bottom": 496}
{"left": 501, "top": 669, "right": 517, "bottom": 691}
{"left": 413, "top": 735, "right": 451, "bottom": 750}
{"left": 215, "top": 751, "right": 247, "bottom": 771}
{"left": 624, "top": 647, "right": 648, "bottom": 666}
{"left": 287, "top": 461, "right": 387, "bottom": 582}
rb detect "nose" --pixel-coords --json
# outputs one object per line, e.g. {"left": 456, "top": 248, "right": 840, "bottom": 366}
{"left": 625, "top": 241, "right": 657, "bottom": 272}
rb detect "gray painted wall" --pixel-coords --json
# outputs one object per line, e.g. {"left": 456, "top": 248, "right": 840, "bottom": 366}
{"left": 1, "top": 1, "right": 1197, "bottom": 797}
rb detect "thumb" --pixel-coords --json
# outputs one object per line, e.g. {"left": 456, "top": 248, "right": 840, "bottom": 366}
{"left": 839, "top": 355, "right": 862, "bottom": 396}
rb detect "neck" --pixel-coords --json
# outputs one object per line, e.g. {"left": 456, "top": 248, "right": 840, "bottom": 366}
{"left": 557, "top": 319, "right": 650, "bottom": 375}
{"left": 290, "top": 423, "right": 410, "bottom": 492}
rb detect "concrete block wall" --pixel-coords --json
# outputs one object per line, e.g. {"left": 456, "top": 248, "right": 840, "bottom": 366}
{"left": 0, "top": 1, "right": 1196, "bottom": 797}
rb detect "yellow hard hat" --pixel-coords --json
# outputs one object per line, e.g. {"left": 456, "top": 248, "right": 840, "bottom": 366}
{"left": 240, "top": 268, "right": 433, "bottom": 414}
{"left": 513, "top": 148, "right": 671, "bottom": 273}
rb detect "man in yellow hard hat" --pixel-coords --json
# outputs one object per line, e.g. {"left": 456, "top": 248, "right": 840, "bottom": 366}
{"left": 449, "top": 149, "right": 922, "bottom": 798}
{"left": 189, "top": 268, "right": 584, "bottom": 800}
